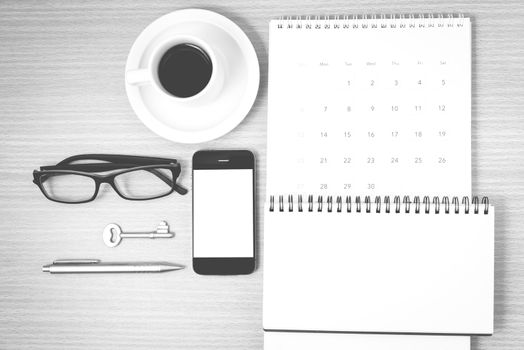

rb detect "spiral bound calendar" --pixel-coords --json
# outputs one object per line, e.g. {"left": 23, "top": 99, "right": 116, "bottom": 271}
{"left": 264, "top": 15, "right": 494, "bottom": 338}
{"left": 267, "top": 14, "right": 471, "bottom": 198}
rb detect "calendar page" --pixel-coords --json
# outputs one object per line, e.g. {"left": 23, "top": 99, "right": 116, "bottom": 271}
{"left": 267, "top": 16, "right": 471, "bottom": 198}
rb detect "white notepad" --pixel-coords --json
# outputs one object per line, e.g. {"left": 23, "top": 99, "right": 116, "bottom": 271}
{"left": 265, "top": 332, "right": 470, "bottom": 350}
{"left": 263, "top": 200, "right": 494, "bottom": 334}
{"left": 264, "top": 15, "right": 494, "bottom": 337}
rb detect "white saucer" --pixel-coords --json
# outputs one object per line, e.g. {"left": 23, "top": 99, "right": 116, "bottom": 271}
{"left": 125, "top": 9, "right": 260, "bottom": 143}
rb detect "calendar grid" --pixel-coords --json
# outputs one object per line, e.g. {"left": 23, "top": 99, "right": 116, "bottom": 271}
{"left": 267, "top": 16, "right": 471, "bottom": 199}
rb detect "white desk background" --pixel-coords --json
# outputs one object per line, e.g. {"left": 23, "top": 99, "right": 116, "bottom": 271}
{"left": 0, "top": 1, "right": 522, "bottom": 349}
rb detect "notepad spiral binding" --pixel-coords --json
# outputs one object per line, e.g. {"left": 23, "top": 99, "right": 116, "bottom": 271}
{"left": 269, "top": 195, "right": 489, "bottom": 214}
{"left": 274, "top": 13, "right": 467, "bottom": 29}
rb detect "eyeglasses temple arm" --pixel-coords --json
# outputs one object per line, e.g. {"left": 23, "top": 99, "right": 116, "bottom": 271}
{"left": 41, "top": 163, "right": 131, "bottom": 172}
{"left": 146, "top": 168, "right": 188, "bottom": 195}
{"left": 57, "top": 154, "right": 178, "bottom": 166}
{"left": 173, "top": 183, "right": 188, "bottom": 195}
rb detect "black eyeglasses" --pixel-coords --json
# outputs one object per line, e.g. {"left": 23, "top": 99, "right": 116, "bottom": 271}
{"left": 33, "top": 154, "right": 188, "bottom": 204}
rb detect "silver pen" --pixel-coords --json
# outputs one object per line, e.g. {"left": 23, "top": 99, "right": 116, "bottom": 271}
{"left": 42, "top": 259, "right": 184, "bottom": 274}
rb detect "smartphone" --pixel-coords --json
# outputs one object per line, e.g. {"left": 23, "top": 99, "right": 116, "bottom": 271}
{"left": 192, "top": 150, "right": 256, "bottom": 275}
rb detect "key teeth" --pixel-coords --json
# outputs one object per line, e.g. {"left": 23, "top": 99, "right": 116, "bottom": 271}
{"left": 156, "top": 221, "right": 170, "bottom": 234}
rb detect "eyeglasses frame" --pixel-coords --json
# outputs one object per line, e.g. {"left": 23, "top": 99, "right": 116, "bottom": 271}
{"left": 32, "top": 154, "right": 187, "bottom": 204}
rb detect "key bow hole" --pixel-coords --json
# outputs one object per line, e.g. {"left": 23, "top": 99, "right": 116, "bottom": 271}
{"left": 110, "top": 228, "right": 117, "bottom": 243}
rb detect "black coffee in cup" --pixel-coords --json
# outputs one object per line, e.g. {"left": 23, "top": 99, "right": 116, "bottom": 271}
{"left": 158, "top": 44, "right": 213, "bottom": 98}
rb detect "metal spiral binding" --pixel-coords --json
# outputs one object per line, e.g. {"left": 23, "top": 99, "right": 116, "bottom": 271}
{"left": 275, "top": 13, "right": 466, "bottom": 30}
{"left": 269, "top": 195, "right": 490, "bottom": 214}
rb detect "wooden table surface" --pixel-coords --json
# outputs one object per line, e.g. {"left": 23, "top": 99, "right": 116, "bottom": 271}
{"left": 1, "top": 1, "right": 523, "bottom": 349}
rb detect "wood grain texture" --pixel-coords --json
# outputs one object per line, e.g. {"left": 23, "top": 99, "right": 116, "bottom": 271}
{"left": 0, "top": 0, "right": 523, "bottom": 348}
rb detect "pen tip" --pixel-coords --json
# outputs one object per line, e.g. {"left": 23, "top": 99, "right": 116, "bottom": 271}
{"left": 162, "top": 264, "right": 185, "bottom": 272}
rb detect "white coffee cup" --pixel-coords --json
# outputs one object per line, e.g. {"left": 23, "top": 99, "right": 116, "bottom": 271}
{"left": 125, "top": 35, "right": 225, "bottom": 106}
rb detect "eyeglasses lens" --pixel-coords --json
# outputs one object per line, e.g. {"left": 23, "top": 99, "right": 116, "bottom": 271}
{"left": 41, "top": 173, "right": 96, "bottom": 203}
{"left": 113, "top": 167, "right": 174, "bottom": 199}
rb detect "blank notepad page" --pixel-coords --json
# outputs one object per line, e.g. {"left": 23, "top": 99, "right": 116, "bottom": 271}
{"left": 263, "top": 204, "right": 494, "bottom": 334}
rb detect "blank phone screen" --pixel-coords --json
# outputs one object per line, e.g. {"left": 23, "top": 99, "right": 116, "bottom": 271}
{"left": 193, "top": 169, "right": 254, "bottom": 258}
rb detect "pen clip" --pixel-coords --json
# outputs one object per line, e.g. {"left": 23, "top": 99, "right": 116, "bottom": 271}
{"left": 53, "top": 259, "right": 101, "bottom": 265}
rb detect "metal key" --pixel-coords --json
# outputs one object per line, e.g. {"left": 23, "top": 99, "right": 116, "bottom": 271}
{"left": 103, "top": 221, "right": 174, "bottom": 248}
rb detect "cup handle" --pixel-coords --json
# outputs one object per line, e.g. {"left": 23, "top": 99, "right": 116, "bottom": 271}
{"left": 126, "top": 69, "right": 150, "bottom": 86}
